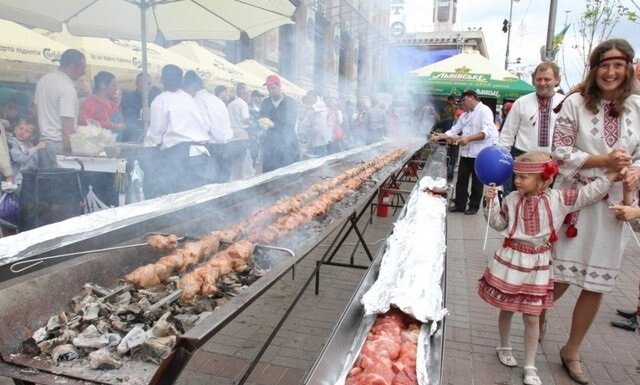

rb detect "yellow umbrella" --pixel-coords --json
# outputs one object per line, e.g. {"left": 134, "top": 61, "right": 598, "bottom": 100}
{"left": 236, "top": 59, "right": 306, "bottom": 99}
{"left": 0, "top": 19, "right": 69, "bottom": 83}
{"left": 167, "top": 41, "right": 263, "bottom": 90}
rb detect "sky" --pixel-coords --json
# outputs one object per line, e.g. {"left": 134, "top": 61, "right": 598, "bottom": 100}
{"left": 406, "top": 0, "right": 639, "bottom": 90}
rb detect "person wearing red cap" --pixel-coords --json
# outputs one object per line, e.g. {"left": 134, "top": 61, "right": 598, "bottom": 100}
{"left": 259, "top": 74, "right": 300, "bottom": 172}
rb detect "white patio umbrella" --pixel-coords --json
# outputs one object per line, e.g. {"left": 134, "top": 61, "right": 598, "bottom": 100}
{"left": 0, "top": 19, "right": 70, "bottom": 83}
{"left": 110, "top": 39, "right": 232, "bottom": 89}
{"left": 36, "top": 27, "right": 144, "bottom": 89}
{"left": 0, "top": 0, "right": 296, "bottom": 122}
{"left": 167, "top": 41, "right": 264, "bottom": 90}
{"left": 236, "top": 59, "right": 306, "bottom": 99}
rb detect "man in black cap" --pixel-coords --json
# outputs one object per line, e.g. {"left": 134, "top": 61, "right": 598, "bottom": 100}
{"left": 431, "top": 89, "right": 497, "bottom": 214}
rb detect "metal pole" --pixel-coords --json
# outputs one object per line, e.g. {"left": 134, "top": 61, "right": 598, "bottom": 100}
{"left": 504, "top": 0, "right": 515, "bottom": 70}
{"left": 140, "top": 1, "right": 151, "bottom": 141}
{"left": 544, "top": 0, "right": 558, "bottom": 61}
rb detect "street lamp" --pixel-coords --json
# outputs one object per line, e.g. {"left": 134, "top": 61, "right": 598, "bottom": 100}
{"left": 504, "top": 0, "right": 520, "bottom": 70}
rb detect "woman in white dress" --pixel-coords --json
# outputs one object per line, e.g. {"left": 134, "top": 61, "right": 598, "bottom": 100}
{"left": 549, "top": 38, "right": 640, "bottom": 383}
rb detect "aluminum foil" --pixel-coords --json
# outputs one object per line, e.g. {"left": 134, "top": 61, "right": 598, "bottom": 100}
{"left": 0, "top": 141, "right": 412, "bottom": 266}
{"left": 361, "top": 175, "right": 448, "bottom": 325}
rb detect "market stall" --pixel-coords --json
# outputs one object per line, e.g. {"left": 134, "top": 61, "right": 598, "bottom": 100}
{"left": 408, "top": 50, "right": 534, "bottom": 100}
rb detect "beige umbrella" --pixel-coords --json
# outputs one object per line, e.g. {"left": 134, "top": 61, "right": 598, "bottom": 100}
{"left": 110, "top": 39, "right": 232, "bottom": 89}
{"left": 0, "top": 0, "right": 296, "bottom": 125}
{"left": 36, "top": 26, "right": 143, "bottom": 89}
{"left": 0, "top": 19, "right": 70, "bottom": 83}
{"left": 237, "top": 59, "right": 306, "bottom": 99}
{"left": 167, "top": 41, "right": 264, "bottom": 90}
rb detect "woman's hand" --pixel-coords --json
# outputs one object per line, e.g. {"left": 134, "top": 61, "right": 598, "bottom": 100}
{"left": 606, "top": 149, "right": 632, "bottom": 172}
{"left": 609, "top": 205, "right": 640, "bottom": 221}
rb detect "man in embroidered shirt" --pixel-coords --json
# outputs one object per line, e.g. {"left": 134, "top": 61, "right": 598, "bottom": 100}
{"left": 497, "top": 61, "right": 564, "bottom": 194}
{"left": 432, "top": 89, "right": 497, "bottom": 215}
{"left": 34, "top": 49, "right": 86, "bottom": 168}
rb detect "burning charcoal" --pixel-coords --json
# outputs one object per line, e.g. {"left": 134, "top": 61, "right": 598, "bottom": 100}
{"left": 148, "top": 312, "right": 178, "bottom": 338}
{"left": 71, "top": 288, "right": 97, "bottom": 313}
{"left": 108, "top": 315, "right": 130, "bottom": 334}
{"left": 38, "top": 330, "right": 77, "bottom": 354}
{"left": 89, "top": 348, "right": 122, "bottom": 370}
{"left": 51, "top": 344, "right": 79, "bottom": 363}
{"left": 32, "top": 327, "right": 49, "bottom": 344}
{"left": 46, "top": 313, "right": 68, "bottom": 331}
{"left": 72, "top": 325, "right": 121, "bottom": 349}
{"left": 138, "top": 289, "right": 168, "bottom": 303}
{"left": 113, "top": 291, "right": 132, "bottom": 306}
{"left": 95, "top": 319, "right": 110, "bottom": 335}
{"left": 116, "top": 326, "right": 148, "bottom": 355}
{"left": 21, "top": 338, "right": 40, "bottom": 356}
{"left": 131, "top": 336, "right": 176, "bottom": 364}
{"left": 81, "top": 303, "right": 101, "bottom": 322}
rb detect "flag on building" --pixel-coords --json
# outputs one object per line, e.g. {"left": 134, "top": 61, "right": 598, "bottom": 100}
{"left": 552, "top": 24, "right": 571, "bottom": 49}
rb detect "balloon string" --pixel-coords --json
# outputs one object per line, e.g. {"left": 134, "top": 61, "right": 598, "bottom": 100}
{"left": 483, "top": 183, "right": 496, "bottom": 251}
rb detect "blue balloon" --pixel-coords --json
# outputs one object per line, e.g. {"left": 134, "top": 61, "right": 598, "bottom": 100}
{"left": 474, "top": 146, "right": 514, "bottom": 186}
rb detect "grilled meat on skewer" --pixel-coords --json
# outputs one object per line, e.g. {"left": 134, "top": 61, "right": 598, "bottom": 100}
{"left": 147, "top": 234, "right": 179, "bottom": 252}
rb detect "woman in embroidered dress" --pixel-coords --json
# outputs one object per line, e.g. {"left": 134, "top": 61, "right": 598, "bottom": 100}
{"left": 547, "top": 38, "right": 640, "bottom": 384}
{"left": 480, "top": 151, "right": 617, "bottom": 385}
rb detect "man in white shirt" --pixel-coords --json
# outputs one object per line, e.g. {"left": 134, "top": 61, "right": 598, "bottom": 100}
{"left": 498, "top": 61, "right": 563, "bottom": 194}
{"left": 34, "top": 49, "right": 86, "bottom": 168}
{"left": 146, "top": 65, "right": 211, "bottom": 195}
{"left": 227, "top": 83, "right": 256, "bottom": 180}
{"left": 300, "top": 90, "right": 329, "bottom": 156}
{"left": 432, "top": 90, "right": 497, "bottom": 214}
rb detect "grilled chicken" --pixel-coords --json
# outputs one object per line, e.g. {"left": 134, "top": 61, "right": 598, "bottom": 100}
{"left": 147, "top": 234, "right": 179, "bottom": 252}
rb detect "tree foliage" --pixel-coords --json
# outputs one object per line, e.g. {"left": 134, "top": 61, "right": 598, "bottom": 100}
{"left": 573, "top": 0, "right": 627, "bottom": 70}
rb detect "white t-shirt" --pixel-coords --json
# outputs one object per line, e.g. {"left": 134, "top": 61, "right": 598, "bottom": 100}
{"left": 227, "top": 97, "right": 250, "bottom": 140}
{"left": 445, "top": 101, "right": 497, "bottom": 158}
{"left": 34, "top": 70, "right": 78, "bottom": 142}
{"left": 193, "top": 89, "right": 233, "bottom": 144}
{"left": 146, "top": 89, "right": 210, "bottom": 149}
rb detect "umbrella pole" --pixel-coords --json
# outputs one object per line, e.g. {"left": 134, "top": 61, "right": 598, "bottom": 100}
{"left": 139, "top": 1, "right": 150, "bottom": 142}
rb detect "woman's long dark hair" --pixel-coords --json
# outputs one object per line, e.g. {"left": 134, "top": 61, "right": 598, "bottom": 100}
{"left": 579, "top": 38, "right": 637, "bottom": 117}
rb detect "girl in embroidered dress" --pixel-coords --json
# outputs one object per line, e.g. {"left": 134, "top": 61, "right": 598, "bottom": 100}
{"left": 546, "top": 38, "right": 640, "bottom": 384}
{"left": 479, "top": 151, "right": 617, "bottom": 385}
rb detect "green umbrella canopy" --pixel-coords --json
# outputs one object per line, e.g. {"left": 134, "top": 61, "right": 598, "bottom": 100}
{"left": 408, "top": 51, "right": 534, "bottom": 100}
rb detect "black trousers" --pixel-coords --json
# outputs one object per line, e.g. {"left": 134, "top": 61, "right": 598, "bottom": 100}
{"left": 454, "top": 156, "right": 483, "bottom": 210}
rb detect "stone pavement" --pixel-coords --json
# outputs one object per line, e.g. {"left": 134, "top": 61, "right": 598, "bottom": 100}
{"left": 2, "top": 195, "right": 640, "bottom": 385}
{"left": 443, "top": 211, "right": 640, "bottom": 385}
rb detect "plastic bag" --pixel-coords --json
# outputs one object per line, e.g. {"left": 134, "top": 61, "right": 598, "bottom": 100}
{"left": 0, "top": 192, "right": 20, "bottom": 227}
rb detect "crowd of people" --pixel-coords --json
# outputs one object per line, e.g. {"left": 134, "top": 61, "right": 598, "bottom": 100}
{"left": 431, "top": 38, "right": 640, "bottom": 385}
{"left": 0, "top": 48, "right": 431, "bottom": 230}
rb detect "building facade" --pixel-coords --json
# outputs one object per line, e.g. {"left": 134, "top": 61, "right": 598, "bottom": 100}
{"left": 202, "top": 0, "right": 392, "bottom": 102}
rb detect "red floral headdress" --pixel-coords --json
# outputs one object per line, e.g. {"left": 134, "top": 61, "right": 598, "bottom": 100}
{"left": 513, "top": 160, "right": 559, "bottom": 181}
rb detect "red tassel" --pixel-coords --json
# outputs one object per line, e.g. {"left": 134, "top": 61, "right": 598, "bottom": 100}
{"left": 565, "top": 225, "right": 578, "bottom": 238}
{"left": 563, "top": 214, "right": 572, "bottom": 224}
{"left": 503, "top": 238, "right": 511, "bottom": 248}
{"left": 549, "top": 231, "right": 558, "bottom": 243}
{"left": 602, "top": 194, "right": 609, "bottom": 200}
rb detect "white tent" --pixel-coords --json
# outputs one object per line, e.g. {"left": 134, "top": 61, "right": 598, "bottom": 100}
{"left": 167, "top": 41, "right": 264, "bottom": 91}
{"left": 236, "top": 59, "right": 306, "bottom": 99}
